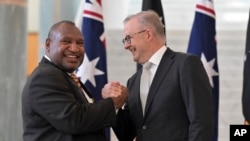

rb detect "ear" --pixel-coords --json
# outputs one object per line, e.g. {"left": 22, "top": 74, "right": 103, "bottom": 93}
{"left": 45, "top": 38, "right": 51, "bottom": 52}
{"left": 146, "top": 28, "right": 153, "bottom": 41}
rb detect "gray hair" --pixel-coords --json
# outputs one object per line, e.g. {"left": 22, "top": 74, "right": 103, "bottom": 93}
{"left": 123, "top": 10, "right": 165, "bottom": 41}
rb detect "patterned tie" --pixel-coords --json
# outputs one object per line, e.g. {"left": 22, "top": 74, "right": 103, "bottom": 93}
{"left": 140, "top": 62, "right": 152, "bottom": 115}
{"left": 70, "top": 73, "right": 81, "bottom": 87}
{"left": 70, "top": 73, "right": 94, "bottom": 103}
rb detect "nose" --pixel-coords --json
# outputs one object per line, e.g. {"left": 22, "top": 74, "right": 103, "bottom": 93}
{"left": 123, "top": 42, "right": 130, "bottom": 50}
{"left": 69, "top": 42, "right": 80, "bottom": 51}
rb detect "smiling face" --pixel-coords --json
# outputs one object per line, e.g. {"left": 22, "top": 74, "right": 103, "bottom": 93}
{"left": 123, "top": 18, "right": 150, "bottom": 64}
{"left": 45, "top": 22, "right": 84, "bottom": 73}
{"left": 122, "top": 11, "right": 167, "bottom": 65}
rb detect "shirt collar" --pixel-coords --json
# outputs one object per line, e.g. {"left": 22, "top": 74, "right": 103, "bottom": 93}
{"left": 148, "top": 46, "right": 167, "bottom": 66}
{"left": 44, "top": 55, "right": 73, "bottom": 76}
{"left": 44, "top": 55, "right": 51, "bottom": 62}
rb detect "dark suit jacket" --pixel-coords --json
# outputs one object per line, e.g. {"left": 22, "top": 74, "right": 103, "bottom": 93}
{"left": 113, "top": 48, "right": 214, "bottom": 141}
{"left": 22, "top": 57, "right": 116, "bottom": 141}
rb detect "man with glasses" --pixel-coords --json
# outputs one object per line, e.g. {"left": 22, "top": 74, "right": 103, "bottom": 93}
{"left": 103, "top": 10, "right": 214, "bottom": 141}
{"left": 122, "top": 29, "right": 147, "bottom": 45}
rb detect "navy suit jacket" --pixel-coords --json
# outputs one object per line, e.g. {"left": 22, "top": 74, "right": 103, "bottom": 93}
{"left": 22, "top": 57, "right": 116, "bottom": 141}
{"left": 113, "top": 48, "right": 214, "bottom": 141}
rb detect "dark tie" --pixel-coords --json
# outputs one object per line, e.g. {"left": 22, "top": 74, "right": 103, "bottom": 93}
{"left": 70, "top": 73, "right": 81, "bottom": 87}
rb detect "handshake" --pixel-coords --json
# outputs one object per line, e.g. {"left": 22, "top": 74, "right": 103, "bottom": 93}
{"left": 102, "top": 81, "right": 128, "bottom": 109}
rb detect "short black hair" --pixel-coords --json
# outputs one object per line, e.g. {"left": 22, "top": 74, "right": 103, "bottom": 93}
{"left": 47, "top": 20, "right": 75, "bottom": 38}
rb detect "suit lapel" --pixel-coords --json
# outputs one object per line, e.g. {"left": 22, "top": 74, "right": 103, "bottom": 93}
{"left": 68, "top": 76, "right": 90, "bottom": 103}
{"left": 42, "top": 57, "right": 90, "bottom": 103}
{"left": 80, "top": 81, "right": 93, "bottom": 99}
{"left": 144, "top": 48, "right": 175, "bottom": 117}
{"left": 127, "top": 67, "right": 145, "bottom": 121}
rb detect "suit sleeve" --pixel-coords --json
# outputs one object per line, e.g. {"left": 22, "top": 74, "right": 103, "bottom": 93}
{"left": 112, "top": 106, "right": 136, "bottom": 141}
{"left": 180, "top": 55, "right": 214, "bottom": 141}
{"left": 29, "top": 68, "right": 116, "bottom": 134}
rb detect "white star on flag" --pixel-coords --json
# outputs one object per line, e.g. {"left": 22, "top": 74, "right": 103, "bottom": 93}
{"left": 77, "top": 54, "right": 104, "bottom": 87}
{"left": 200, "top": 53, "right": 219, "bottom": 88}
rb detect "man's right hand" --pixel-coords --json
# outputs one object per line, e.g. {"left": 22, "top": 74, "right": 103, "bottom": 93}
{"left": 102, "top": 82, "right": 128, "bottom": 109}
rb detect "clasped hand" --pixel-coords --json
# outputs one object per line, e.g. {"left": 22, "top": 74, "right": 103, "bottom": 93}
{"left": 102, "top": 81, "right": 128, "bottom": 109}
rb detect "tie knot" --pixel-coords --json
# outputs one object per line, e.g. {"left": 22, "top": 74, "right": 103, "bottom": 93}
{"left": 70, "top": 73, "right": 81, "bottom": 87}
{"left": 143, "top": 62, "right": 152, "bottom": 70}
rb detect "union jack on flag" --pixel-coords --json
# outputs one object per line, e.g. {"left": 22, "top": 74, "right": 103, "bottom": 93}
{"left": 75, "top": 0, "right": 107, "bottom": 101}
{"left": 187, "top": 0, "right": 219, "bottom": 141}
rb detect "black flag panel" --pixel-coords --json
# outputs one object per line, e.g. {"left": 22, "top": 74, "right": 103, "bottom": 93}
{"left": 242, "top": 10, "right": 250, "bottom": 123}
{"left": 142, "top": 0, "right": 165, "bottom": 28}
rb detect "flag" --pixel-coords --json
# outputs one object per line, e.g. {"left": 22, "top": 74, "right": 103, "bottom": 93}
{"left": 187, "top": 0, "right": 219, "bottom": 141}
{"left": 139, "top": 0, "right": 165, "bottom": 69}
{"left": 75, "top": 0, "right": 107, "bottom": 101}
{"left": 74, "top": 0, "right": 109, "bottom": 140}
{"left": 242, "top": 10, "right": 250, "bottom": 124}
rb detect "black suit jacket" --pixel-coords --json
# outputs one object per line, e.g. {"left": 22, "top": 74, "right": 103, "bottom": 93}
{"left": 114, "top": 48, "right": 214, "bottom": 141}
{"left": 22, "top": 57, "right": 116, "bottom": 141}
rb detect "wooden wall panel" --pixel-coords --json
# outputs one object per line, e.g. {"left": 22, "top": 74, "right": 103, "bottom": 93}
{"left": 27, "top": 32, "right": 38, "bottom": 76}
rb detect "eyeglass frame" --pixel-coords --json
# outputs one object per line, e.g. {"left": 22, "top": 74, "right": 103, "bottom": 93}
{"left": 122, "top": 29, "right": 147, "bottom": 45}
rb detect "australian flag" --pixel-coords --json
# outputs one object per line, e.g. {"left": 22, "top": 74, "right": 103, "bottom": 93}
{"left": 187, "top": 0, "right": 219, "bottom": 141}
{"left": 75, "top": 0, "right": 109, "bottom": 140}
{"left": 75, "top": 0, "right": 107, "bottom": 101}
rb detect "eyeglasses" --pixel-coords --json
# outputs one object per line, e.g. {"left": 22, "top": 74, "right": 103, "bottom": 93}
{"left": 122, "top": 29, "right": 147, "bottom": 45}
